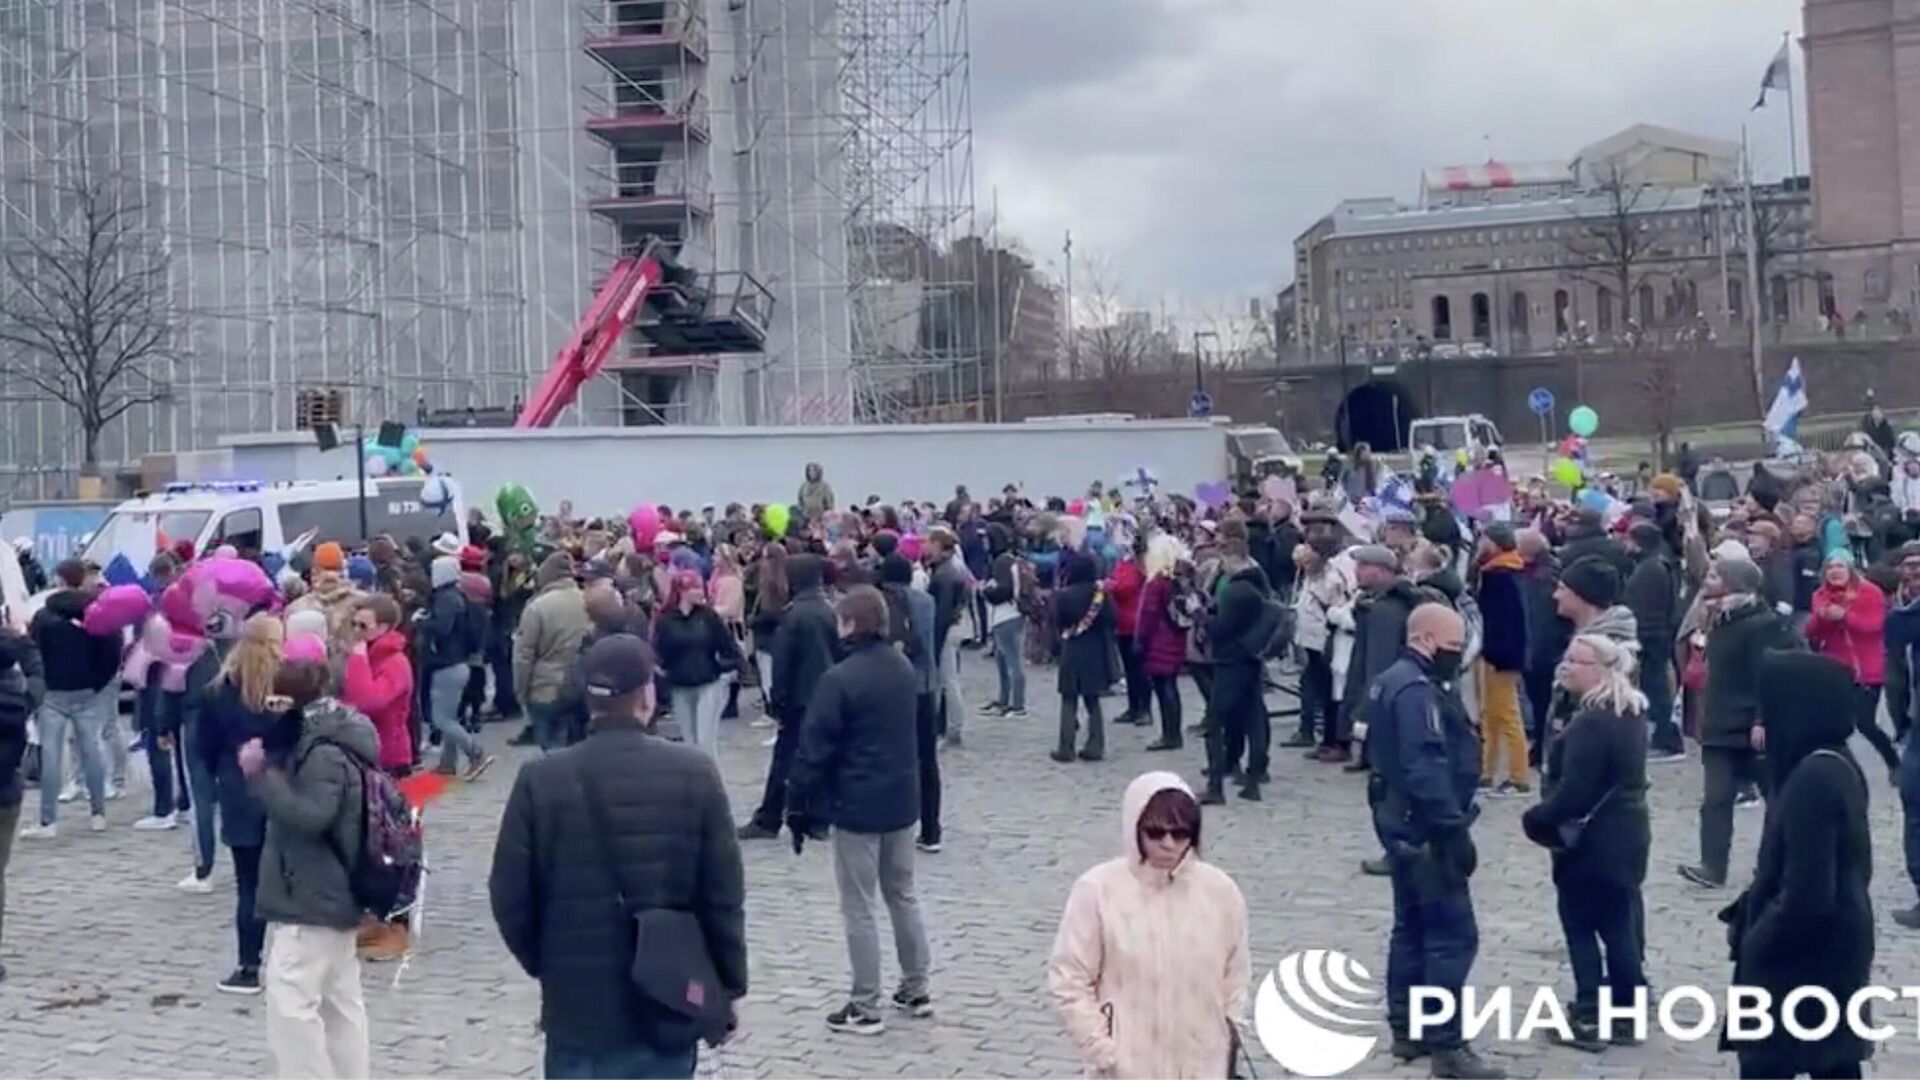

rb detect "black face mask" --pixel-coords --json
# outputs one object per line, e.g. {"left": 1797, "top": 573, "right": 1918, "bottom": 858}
{"left": 1427, "top": 647, "right": 1464, "bottom": 684}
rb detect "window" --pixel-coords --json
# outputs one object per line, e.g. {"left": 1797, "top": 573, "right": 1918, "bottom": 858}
{"left": 1555, "top": 288, "right": 1572, "bottom": 335}
{"left": 1597, "top": 286, "right": 1615, "bottom": 332}
{"left": 1729, "top": 279, "right": 1745, "bottom": 318}
{"left": 1637, "top": 283, "right": 1656, "bottom": 326}
{"left": 1866, "top": 267, "right": 1889, "bottom": 302}
{"left": 1770, "top": 275, "right": 1791, "bottom": 322}
{"left": 1432, "top": 295, "right": 1453, "bottom": 340}
{"left": 1470, "top": 292, "right": 1492, "bottom": 340}
{"left": 277, "top": 480, "right": 447, "bottom": 548}
{"left": 1817, "top": 271, "right": 1837, "bottom": 318}
{"left": 294, "top": 388, "right": 346, "bottom": 430}
{"left": 1509, "top": 290, "right": 1531, "bottom": 344}
{"left": 215, "top": 508, "right": 264, "bottom": 560}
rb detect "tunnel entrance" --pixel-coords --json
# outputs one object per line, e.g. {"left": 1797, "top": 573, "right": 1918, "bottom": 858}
{"left": 1336, "top": 380, "right": 1420, "bottom": 452}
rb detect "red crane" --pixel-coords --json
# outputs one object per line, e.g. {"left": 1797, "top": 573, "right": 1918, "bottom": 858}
{"left": 513, "top": 247, "right": 664, "bottom": 428}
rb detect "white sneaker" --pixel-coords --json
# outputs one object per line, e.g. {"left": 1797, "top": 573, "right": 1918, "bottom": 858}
{"left": 89, "top": 814, "right": 107, "bottom": 832}
{"left": 18, "top": 822, "right": 56, "bottom": 840}
{"left": 760, "top": 734, "right": 779, "bottom": 747}
{"left": 176, "top": 870, "right": 215, "bottom": 894}
{"left": 132, "top": 815, "right": 177, "bottom": 831}
{"left": 106, "top": 783, "right": 125, "bottom": 801}
{"left": 57, "top": 782, "right": 81, "bottom": 803}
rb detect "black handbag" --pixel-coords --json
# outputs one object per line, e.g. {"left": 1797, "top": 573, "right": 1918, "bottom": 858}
{"left": 576, "top": 762, "right": 732, "bottom": 1047}
{"left": 1555, "top": 786, "right": 1615, "bottom": 851}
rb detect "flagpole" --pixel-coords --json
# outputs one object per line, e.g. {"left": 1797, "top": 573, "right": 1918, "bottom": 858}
{"left": 1783, "top": 31, "right": 1801, "bottom": 181}
{"left": 1742, "top": 125, "right": 1767, "bottom": 433}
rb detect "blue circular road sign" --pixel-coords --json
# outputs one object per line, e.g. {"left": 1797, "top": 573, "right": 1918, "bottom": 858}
{"left": 1189, "top": 390, "right": 1214, "bottom": 418}
{"left": 1527, "top": 387, "right": 1555, "bottom": 417}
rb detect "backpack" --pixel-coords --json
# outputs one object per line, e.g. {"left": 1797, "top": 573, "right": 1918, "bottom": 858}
{"left": 306, "top": 734, "right": 424, "bottom": 919}
{"left": 1243, "top": 595, "right": 1296, "bottom": 661}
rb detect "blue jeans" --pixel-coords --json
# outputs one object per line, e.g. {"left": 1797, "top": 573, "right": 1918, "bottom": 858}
{"left": 1901, "top": 730, "right": 1920, "bottom": 897}
{"left": 38, "top": 687, "right": 112, "bottom": 825}
{"left": 670, "top": 681, "right": 725, "bottom": 756}
{"left": 990, "top": 617, "right": 1025, "bottom": 711}
{"left": 528, "top": 700, "right": 566, "bottom": 752}
{"left": 429, "top": 665, "right": 483, "bottom": 772}
{"left": 544, "top": 1039, "right": 696, "bottom": 1080}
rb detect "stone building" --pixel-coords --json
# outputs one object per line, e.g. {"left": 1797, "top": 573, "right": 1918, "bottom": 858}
{"left": 1290, "top": 125, "right": 1825, "bottom": 362}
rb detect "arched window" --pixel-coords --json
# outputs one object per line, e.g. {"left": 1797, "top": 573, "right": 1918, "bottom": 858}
{"left": 1554, "top": 289, "right": 1571, "bottom": 335}
{"left": 1432, "top": 295, "right": 1453, "bottom": 340}
{"left": 1817, "top": 271, "right": 1837, "bottom": 317}
{"left": 1470, "top": 292, "right": 1492, "bottom": 340}
{"left": 1770, "top": 275, "right": 1791, "bottom": 322}
{"left": 1596, "top": 286, "right": 1615, "bottom": 333}
{"left": 1728, "top": 279, "right": 1745, "bottom": 318}
{"left": 1637, "top": 283, "right": 1656, "bottom": 326}
{"left": 1509, "top": 291, "right": 1531, "bottom": 347}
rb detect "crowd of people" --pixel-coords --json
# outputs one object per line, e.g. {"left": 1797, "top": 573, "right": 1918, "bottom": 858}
{"left": 0, "top": 436, "right": 1915, "bottom": 1078}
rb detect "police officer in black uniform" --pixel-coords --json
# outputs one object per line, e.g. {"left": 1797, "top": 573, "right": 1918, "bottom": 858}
{"left": 1366, "top": 603, "right": 1504, "bottom": 1080}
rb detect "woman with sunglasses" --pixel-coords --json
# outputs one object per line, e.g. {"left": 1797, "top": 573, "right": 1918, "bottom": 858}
{"left": 1047, "top": 771, "right": 1249, "bottom": 1078}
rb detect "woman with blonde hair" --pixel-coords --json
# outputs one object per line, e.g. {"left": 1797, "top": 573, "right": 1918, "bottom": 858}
{"left": 1132, "top": 533, "right": 1192, "bottom": 751}
{"left": 201, "top": 612, "right": 288, "bottom": 995}
{"left": 1521, "top": 632, "right": 1651, "bottom": 1050}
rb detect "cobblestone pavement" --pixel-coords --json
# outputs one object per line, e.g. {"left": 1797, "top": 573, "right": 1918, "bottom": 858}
{"left": 4, "top": 652, "right": 1920, "bottom": 1078}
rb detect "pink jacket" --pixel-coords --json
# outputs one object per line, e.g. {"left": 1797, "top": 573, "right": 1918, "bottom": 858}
{"left": 1806, "top": 579, "right": 1886, "bottom": 687}
{"left": 1048, "top": 772, "right": 1250, "bottom": 1079}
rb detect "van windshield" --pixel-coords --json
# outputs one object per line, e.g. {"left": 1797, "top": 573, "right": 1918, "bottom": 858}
{"left": 1416, "top": 423, "right": 1469, "bottom": 450}
{"left": 80, "top": 509, "right": 212, "bottom": 566}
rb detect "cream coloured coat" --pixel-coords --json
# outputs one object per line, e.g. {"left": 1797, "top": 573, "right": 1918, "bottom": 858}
{"left": 1047, "top": 772, "right": 1251, "bottom": 1079}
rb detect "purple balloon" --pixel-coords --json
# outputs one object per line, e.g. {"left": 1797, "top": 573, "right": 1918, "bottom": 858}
{"left": 1194, "top": 481, "right": 1232, "bottom": 509}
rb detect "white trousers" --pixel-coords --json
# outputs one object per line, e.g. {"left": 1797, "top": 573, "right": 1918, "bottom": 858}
{"left": 265, "top": 923, "right": 371, "bottom": 1079}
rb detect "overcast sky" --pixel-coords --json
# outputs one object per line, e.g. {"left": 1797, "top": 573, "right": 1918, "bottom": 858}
{"left": 969, "top": 0, "right": 1806, "bottom": 315}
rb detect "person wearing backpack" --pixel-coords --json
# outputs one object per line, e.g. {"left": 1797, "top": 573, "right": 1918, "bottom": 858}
{"left": 238, "top": 659, "right": 379, "bottom": 1079}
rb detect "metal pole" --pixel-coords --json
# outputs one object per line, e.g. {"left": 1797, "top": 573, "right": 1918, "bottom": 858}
{"left": 1192, "top": 330, "right": 1204, "bottom": 395}
{"left": 1784, "top": 31, "right": 1801, "bottom": 182}
{"left": 990, "top": 187, "right": 1004, "bottom": 423}
{"left": 1742, "top": 127, "right": 1767, "bottom": 420}
{"left": 1337, "top": 332, "right": 1351, "bottom": 448}
{"left": 355, "top": 423, "right": 369, "bottom": 544}
{"left": 1063, "top": 230, "right": 1076, "bottom": 380}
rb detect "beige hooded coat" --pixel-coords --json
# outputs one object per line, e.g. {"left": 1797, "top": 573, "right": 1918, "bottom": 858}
{"left": 1047, "top": 772, "right": 1251, "bottom": 1079}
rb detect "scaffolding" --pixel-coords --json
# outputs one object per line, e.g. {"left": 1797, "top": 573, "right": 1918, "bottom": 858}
{"left": 718, "top": 0, "right": 979, "bottom": 424}
{"left": 0, "top": 0, "right": 980, "bottom": 497}
{"left": 0, "top": 0, "right": 529, "bottom": 499}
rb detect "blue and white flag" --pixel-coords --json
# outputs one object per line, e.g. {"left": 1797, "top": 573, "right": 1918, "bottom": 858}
{"left": 1764, "top": 357, "right": 1808, "bottom": 439}
{"left": 1376, "top": 473, "right": 1415, "bottom": 514}
{"left": 1753, "top": 40, "right": 1790, "bottom": 110}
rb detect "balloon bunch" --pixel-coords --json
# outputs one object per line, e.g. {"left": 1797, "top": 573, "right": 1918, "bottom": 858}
{"left": 364, "top": 430, "right": 433, "bottom": 478}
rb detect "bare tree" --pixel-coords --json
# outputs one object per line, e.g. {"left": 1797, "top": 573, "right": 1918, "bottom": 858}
{"left": 1639, "top": 347, "right": 1682, "bottom": 470}
{"left": 1078, "top": 257, "right": 1155, "bottom": 386}
{"left": 1562, "top": 165, "right": 1672, "bottom": 325}
{"left": 0, "top": 167, "right": 177, "bottom": 474}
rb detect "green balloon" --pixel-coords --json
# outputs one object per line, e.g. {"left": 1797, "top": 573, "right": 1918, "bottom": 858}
{"left": 1551, "top": 458, "right": 1584, "bottom": 487}
{"left": 763, "top": 503, "right": 791, "bottom": 537}
{"left": 1568, "top": 405, "right": 1599, "bottom": 437}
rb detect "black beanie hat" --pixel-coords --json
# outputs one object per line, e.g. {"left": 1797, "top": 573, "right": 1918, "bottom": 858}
{"left": 1560, "top": 558, "right": 1621, "bottom": 608}
{"left": 879, "top": 553, "right": 914, "bottom": 586}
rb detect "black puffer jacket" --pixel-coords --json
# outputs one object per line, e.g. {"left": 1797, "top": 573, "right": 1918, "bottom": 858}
{"left": 1623, "top": 543, "right": 1679, "bottom": 650}
{"left": 30, "top": 588, "right": 120, "bottom": 692}
{"left": 1522, "top": 702, "right": 1650, "bottom": 890}
{"left": 786, "top": 635, "right": 921, "bottom": 834}
{"left": 770, "top": 560, "right": 839, "bottom": 723}
{"left": 653, "top": 607, "right": 742, "bottom": 688}
{"left": 490, "top": 722, "right": 747, "bottom": 1053}
{"left": 1342, "top": 578, "right": 1424, "bottom": 706}
{"left": 1701, "top": 600, "right": 1802, "bottom": 748}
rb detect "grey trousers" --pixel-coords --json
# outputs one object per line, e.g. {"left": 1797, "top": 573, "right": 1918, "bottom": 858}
{"left": 1700, "top": 745, "right": 1765, "bottom": 882}
{"left": 831, "top": 826, "right": 931, "bottom": 1012}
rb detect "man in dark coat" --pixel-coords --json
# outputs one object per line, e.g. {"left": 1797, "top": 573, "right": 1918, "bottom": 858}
{"left": 740, "top": 554, "right": 838, "bottom": 841}
{"left": 490, "top": 634, "right": 747, "bottom": 1078}
{"left": 25, "top": 558, "right": 121, "bottom": 835}
{"left": 785, "top": 587, "right": 933, "bottom": 1035}
{"left": 1622, "top": 522, "right": 1684, "bottom": 759}
{"left": 1050, "top": 552, "right": 1116, "bottom": 765}
{"left": 1517, "top": 530, "right": 1569, "bottom": 767}
{"left": 1681, "top": 558, "right": 1802, "bottom": 889}
{"left": 1722, "top": 652, "right": 1873, "bottom": 1079}
{"left": 1332, "top": 546, "right": 1423, "bottom": 766}
{"left": 1559, "top": 508, "right": 1633, "bottom": 583}
{"left": 1203, "top": 531, "right": 1274, "bottom": 805}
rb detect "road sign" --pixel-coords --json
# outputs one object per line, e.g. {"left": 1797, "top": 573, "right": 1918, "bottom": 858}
{"left": 1527, "top": 387, "right": 1556, "bottom": 417}
{"left": 1188, "top": 390, "right": 1214, "bottom": 418}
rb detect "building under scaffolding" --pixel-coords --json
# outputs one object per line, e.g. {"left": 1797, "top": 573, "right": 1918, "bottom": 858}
{"left": 0, "top": 0, "right": 978, "bottom": 498}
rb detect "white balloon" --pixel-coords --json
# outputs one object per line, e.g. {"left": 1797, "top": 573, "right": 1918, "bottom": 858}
{"left": 365, "top": 455, "right": 390, "bottom": 478}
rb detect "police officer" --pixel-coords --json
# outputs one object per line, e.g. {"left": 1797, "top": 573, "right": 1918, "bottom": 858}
{"left": 1366, "top": 604, "right": 1504, "bottom": 1080}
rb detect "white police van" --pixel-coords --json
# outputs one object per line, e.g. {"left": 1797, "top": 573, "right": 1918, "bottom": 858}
{"left": 75, "top": 477, "right": 468, "bottom": 573}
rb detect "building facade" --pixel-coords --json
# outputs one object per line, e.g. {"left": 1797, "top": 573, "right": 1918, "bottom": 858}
{"left": 1287, "top": 125, "right": 1837, "bottom": 363}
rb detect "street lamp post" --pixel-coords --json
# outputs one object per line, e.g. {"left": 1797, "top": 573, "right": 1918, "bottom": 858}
{"left": 1192, "top": 329, "right": 1219, "bottom": 398}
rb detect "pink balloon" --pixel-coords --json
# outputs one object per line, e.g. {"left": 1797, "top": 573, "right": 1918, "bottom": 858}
{"left": 629, "top": 504, "right": 663, "bottom": 547}
{"left": 173, "top": 557, "right": 279, "bottom": 638}
{"left": 122, "top": 612, "right": 210, "bottom": 692}
{"left": 898, "top": 533, "right": 924, "bottom": 562}
{"left": 1067, "top": 499, "right": 1086, "bottom": 517}
{"left": 84, "top": 584, "right": 153, "bottom": 637}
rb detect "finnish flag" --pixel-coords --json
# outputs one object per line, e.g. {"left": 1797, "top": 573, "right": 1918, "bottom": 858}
{"left": 1764, "top": 357, "right": 1808, "bottom": 440}
{"left": 1753, "top": 40, "right": 1790, "bottom": 110}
